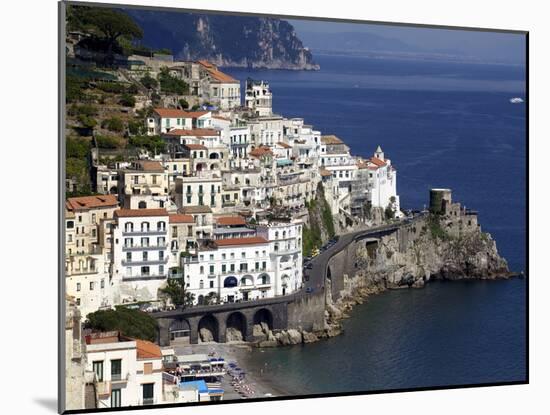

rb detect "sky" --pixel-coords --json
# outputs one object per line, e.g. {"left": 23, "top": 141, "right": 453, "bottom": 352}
{"left": 288, "top": 19, "right": 526, "bottom": 64}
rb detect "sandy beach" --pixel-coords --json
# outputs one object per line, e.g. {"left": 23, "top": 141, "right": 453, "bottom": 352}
{"left": 171, "top": 342, "right": 291, "bottom": 401}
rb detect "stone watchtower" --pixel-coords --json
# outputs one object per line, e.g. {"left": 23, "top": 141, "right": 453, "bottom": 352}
{"left": 429, "top": 188, "right": 452, "bottom": 215}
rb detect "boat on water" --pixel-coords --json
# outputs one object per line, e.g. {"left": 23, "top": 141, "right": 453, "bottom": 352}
{"left": 509, "top": 97, "right": 524, "bottom": 104}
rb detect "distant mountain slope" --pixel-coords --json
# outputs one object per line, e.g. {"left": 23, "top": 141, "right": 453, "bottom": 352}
{"left": 124, "top": 9, "right": 319, "bottom": 70}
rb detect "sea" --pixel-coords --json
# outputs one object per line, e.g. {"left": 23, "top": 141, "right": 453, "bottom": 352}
{"left": 223, "top": 53, "right": 527, "bottom": 394}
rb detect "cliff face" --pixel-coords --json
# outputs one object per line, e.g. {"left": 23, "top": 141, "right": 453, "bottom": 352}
{"left": 322, "top": 214, "right": 511, "bottom": 338}
{"left": 126, "top": 10, "right": 319, "bottom": 70}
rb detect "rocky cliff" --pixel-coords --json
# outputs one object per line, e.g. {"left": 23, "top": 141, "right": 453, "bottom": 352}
{"left": 323, "top": 214, "right": 512, "bottom": 336}
{"left": 125, "top": 10, "right": 319, "bottom": 70}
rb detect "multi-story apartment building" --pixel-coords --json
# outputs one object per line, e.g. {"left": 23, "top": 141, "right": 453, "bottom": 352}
{"left": 120, "top": 161, "right": 170, "bottom": 210}
{"left": 197, "top": 60, "right": 241, "bottom": 110}
{"left": 180, "top": 205, "right": 214, "bottom": 240}
{"left": 111, "top": 209, "right": 170, "bottom": 303}
{"left": 181, "top": 236, "right": 273, "bottom": 304}
{"left": 65, "top": 195, "right": 119, "bottom": 317}
{"left": 256, "top": 219, "right": 303, "bottom": 295}
{"left": 85, "top": 332, "right": 164, "bottom": 408}
{"left": 175, "top": 174, "right": 223, "bottom": 212}
{"left": 168, "top": 213, "right": 196, "bottom": 269}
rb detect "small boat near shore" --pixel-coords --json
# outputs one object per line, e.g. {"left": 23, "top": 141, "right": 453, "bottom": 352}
{"left": 509, "top": 97, "right": 524, "bottom": 104}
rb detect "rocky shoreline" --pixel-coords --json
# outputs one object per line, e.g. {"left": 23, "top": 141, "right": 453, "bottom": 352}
{"left": 250, "top": 215, "right": 516, "bottom": 348}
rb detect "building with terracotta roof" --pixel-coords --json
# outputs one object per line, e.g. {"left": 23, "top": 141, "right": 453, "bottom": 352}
{"left": 65, "top": 195, "right": 119, "bottom": 318}
{"left": 146, "top": 108, "right": 213, "bottom": 136}
{"left": 85, "top": 332, "right": 165, "bottom": 408}
{"left": 120, "top": 161, "right": 170, "bottom": 210}
{"left": 197, "top": 60, "right": 241, "bottom": 110}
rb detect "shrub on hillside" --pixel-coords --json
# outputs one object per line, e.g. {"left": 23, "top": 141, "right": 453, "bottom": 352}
{"left": 119, "top": 93, "right": 136, "bottom": 107}
{"left": 84, "top": 306, "right": 158, "bottom": 342}
{"left": 95, "top": 134, "right": 120, "bottom": 149}
{"left": 102, "top": 117, "right": 124, "bottom": 132}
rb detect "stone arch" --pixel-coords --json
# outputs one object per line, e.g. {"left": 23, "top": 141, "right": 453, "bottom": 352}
{"left": 109, "top": 186, "right": 118, "bottom": 194}
{"left": 209, "top": 152, "right": 220, "bottom": 159}
{"left": 281, "top": 274, "right": 290, "bottom": 295}
{"left": 257, "top": 273, "right": 270, "bottom": 285}
{"left": 198, "top": 314, "right": 219, "bottom": 343}
{"left": 138, "top": 201, "right": 147, "bottom": 209}
{"left": 240, "top": 274, "right": 254, "bottom": 286}
{"left": 210, "top": 162, "right": 220, "bottom": 170}
{"left": 169, "top": 318, "right": 191, "bottom": 343}
{"left": 253, "top": 308, "right": 273, "bottom": 330}
{"left": 226, "top": 312, "right": 247, "bottom": 342}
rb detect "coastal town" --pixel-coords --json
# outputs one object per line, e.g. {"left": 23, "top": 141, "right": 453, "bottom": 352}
{"left": 64, "top": 23, "right": 403, "bottom": 409}
{"left": 63, "top": 6, "right": 518, "bottom": 411}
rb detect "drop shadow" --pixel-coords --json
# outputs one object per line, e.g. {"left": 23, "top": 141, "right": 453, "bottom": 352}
{"left": 34, "top": 397, "right": 58, "bottom": 413}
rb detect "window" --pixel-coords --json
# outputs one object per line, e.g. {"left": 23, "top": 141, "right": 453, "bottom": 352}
{"left": 222, "top": 253, "right": 226, "bottom": 260}
{"left": 101, "top": 279, "right": 105, "bottom": 289}
{"left": 200, "top": 280, "right": 204, "bottom": 289}
{"left": 141, "top": 222, "right": 150, "bottom": 232}
{"left": 92, "top": 213, "right": 96, "bottom": 223}
{"left": 159, "top": 251, "right": 164, "bottom": 260}
{"left": 89, "top": 282, "right": 94, "bottom": 291}
{"left": 209, "top": 265, "right": 214, "bottom": 274}
{"left": 143, "top": 251, "right": 148, "bottom": 261}
{"left": 222, "top": 264, "right": 226, "bottom": 273}
{"left": 210, "top": 280, "right": 214, "bottom": 288}
{"left": 78, "top": 215, "right": 82, "bottom": 223}
{"left": 141, "top": 237, "right": 149, "bottom": 247}
{"left": 111, "top": 359, "right": 122, "bottom": 381}
{"left": 110, "top": 389, "right": 121, "bottom": 408}
{"left": 141, "top": 266, "right": 150, "bottom": 276}
{"left": 241, "top": 252, "right": 246, "bottom": 259}
{"left": 124, "top": 238, "right": 132, "bottom": 247}
{"left": 142, "top": 383, "right": 154, "bottom": 405}
{"left": 159, "top": 265, "right": 164, "bottom": 275}
{"left": 76, "top": 283, "right": 81, "bottom": 292}
{"left": 157, "top": 221, "right": 165, "bottom": 231}
{"left": 76, "top": 298, "right": 80, "bottom": 306}
{"left": 126, "top": 252, "right": 132, "bottom": 262}
{"left": 93, "top": 361, "right": 104, "bottom": 382}
{"left": 67, "top": 221, "right": 74, "bottom": 229}
{"left": 200, "top": 266, "right": 204, "bottom": 274}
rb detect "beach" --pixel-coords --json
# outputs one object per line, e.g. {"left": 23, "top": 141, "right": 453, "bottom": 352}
{"left": 171, "top": 341, "right": 291, "bottom": 401}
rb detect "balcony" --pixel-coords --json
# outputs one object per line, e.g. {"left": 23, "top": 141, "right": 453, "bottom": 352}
{"left": 122, "top": 229, "right": 167, "bottom": 237}
{"left": 122, "top": 274, "right": 167, "bottom": 281}
{"left": 111, "top": 372, "right": 130, "bottom": 383}
{"left": 121, "top": 257, "right": 169, "bottom": 266}
{"left": 122, "top": 244, "right": 168, "bottom": 251}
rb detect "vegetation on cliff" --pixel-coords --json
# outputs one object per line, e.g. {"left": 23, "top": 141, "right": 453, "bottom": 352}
{"left": 303, "top": 184, "right": 336, "bottom": 256}
{"left": 84, "top": 306, "right": 158, "bottom": 342}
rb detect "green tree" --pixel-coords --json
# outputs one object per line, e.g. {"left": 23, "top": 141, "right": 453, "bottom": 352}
{"left": 178, "top": 98, "right": 189, "bottom": 110}
{"left": 160, "top": 278, "right": 195, "bottom": 309}
{"left": 158, "top": 67, "right": 189, "bottom": 95}
{"left": 102, "top": 116, "right": 124, "bottom": 132}
{"left": 141, "top": 74, "right": 158, "bottom": 90}
{"left": 119, "top": 93, "right": 136, "bottom": 107}
{"left": 71, "top": 7, "right": 143, "bottom": 62}
{"left": 84, "top": 307, "right": 158, "bottom": 342}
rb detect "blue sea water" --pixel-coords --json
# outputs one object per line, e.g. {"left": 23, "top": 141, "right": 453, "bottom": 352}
{"left": 223, "top": 54, "right": 527, "bottom": 393}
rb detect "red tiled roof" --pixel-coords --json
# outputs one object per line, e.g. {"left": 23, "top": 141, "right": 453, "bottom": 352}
{"left": 249, "top": 146, "right": 273, "bottom": 158}
{"left": 182, "top": 111, "right": 210, "bottom": 118}
{"left": 321, "top": 135, "right": 344, "bottom": 145}
{"left": 369, "top": 157, "right": 387, "bottom": 167}
{"left": 66, "top": 195, "right": 118, "bottom": 212}
{"left": 169, "top": 214, "right": 194, "bottom": 224}
{"left": 216, "top": 216, "right": 246, "bottom": 226}
{"left": 212, "top": 115, "right": 231, "bottom": 121}
{"left": 319, "top": 168, "right": 332, "bottom": 177}
{"left": 153, "top": 108, "right": 188, "bottom": 118}
{"left": 135, "top": 339, "right": 163, "bottom": 359}
{"left": 166, "top": 128, "right": 219, "bottom": 137}
{"left": 214, "top": 236, "right": 268, "bottom": 247}
{"left": 276, "top": 141, "right": 292, "bottom": 149}
{"left": 137, "top": 160, "right": 164, "bottom": 172}
{"left": 185, "top": 143, "right": 208, "bottom": 151}
{"left": 197, "top": 60, "right": 238, "bottom": 83}
{"left": 114, "top": 208, "right": 168, "bottom": 218}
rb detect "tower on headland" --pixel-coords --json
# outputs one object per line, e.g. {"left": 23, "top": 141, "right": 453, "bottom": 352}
{"left": 430, "top": 188, "right": 453, "bottom": 215}
{"left": 245, "top": 78, "right": 273, "bottom": 117}
{"left": 374, "top": 145, "right": 384, "bottom": 161}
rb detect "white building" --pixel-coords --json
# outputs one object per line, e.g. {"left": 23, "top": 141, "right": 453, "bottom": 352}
{"left": 111, "top": 209, "right": 170, "bottom": 303}
{"left": 245, "top": 79, "right": 272, "bottom": 116}
{"left": 181, "top": 236, "right": 274, "bottom": 304}
{"left": 366, "top": 146, "right": 401, "bottom": 216}
{"left": 256, "top": 219, "right": 303, "bottom": 295}
{"left": 146, "top": 109, "right": 212, "bottom": 136}
{"left": 198, "top": 60, "right": 241, "bottom": 110}
{"left": 85, "top": 332, "right": 164, "bottom": 408}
